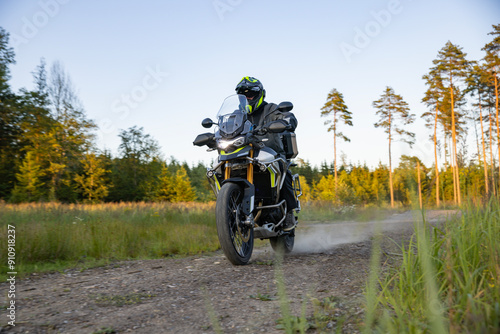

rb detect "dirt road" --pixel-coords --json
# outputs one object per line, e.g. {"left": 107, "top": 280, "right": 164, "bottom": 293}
{"left": 1, "top": 210, "right": 456, "bottom": 333}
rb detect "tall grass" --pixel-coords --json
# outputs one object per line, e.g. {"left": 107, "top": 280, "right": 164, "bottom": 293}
{"left": 0, "top": 202, "right": 219, "bottom": 278}
{"left": 365, "top": 200, "right": 500, "bottom": 333}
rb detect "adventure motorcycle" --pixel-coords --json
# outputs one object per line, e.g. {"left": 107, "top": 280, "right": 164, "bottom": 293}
{"left": 193, "top": 94, "right": 302, "bottom": 265}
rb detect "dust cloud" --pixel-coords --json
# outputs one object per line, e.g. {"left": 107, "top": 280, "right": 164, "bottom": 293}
{"left": 293, "top": 222, "right": 375, "bottom": 254}
{"left": 291, "top": 210, "right": 452, "bottom": 254}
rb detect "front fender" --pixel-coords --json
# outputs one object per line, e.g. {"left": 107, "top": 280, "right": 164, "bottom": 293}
{"left": 221, "top": 178, "right": 255, "bottom": 216}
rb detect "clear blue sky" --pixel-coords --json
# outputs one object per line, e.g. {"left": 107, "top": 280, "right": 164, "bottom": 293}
{"left": 1, "top": 0, "right": 499, "bottom": 169}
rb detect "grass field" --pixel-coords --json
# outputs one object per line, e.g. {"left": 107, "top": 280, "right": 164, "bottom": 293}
{"left": 0, "top": 202, "right": 220, "bottom": 279}
{"left": 0, "top": 201, "right": 395, "bottom": 280}
{"left": 365, "top": 200, "right": 500, "bottom": 333}
{"left": 2, "top": 200, "right": 499, "bottom": 332}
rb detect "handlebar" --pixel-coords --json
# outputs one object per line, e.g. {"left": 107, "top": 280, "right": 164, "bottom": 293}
{"left": 252, "top": 121, "right": 292, "bottom": 136}
{"left": 252, "top": 128, "right": 268, "bottom": 136}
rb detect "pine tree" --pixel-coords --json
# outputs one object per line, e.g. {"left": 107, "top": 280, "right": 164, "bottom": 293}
{"left": 0, "top": 27, "right": 15, "bottom": 94}
{"left": 0, "top": 27, "right": 20, "bottom": 198}
{"left": 466, "top": 63, "right": 491, "bottom": 195}
{"left": 314, "top": 174, "right": 336, "bottom": 201}
{"left": 422, "top": 71, "right": 446, "bottom": 206}
{"left": 394, "top": 156, "right": 428, "bottom": 207}
{"left": 11, "top": 151, "right": 45, "bottom": 202}
{"left": 487, "top": 107, "right": 497, "bottom": 196}
{"left": 347, "top": 164, "right": 373, "bottom": 204}
{"left": 372, "top": 162, "right": 389, "bottom": 205}
{"left": 373, "top": 86, "right": 415, "bottom": 208}
{"left": 74, "top": 152, "right": 110, "bottom": 203}
{"left": 430, "top": 41, "right": 470, "bottom": 204}
{"left": 155, "top": 164, "right": 175, "bottom": 202}
{"left": 320, "top": 88, "right": 353, "bottom": 189}
{"left": 172, "top": 166, "right": 196, "bottom": 202}
{"left": 482, "top": 24, "right": 500, "bottom": 194}
{"left": 291, "top": 158, "right": 317, "bottom": 187}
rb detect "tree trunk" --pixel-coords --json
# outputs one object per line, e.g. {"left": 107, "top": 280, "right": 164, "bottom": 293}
{"left": 489, "top": 112, "right": 497, "bottom": 196}
{"left": 450, "top": 84, "right": 461, "bottom": 205}
{"left": 495, "top": 74, "right": 500, "bottom": 195}
{"left": 474, "top": 113, "right": 481, "bottom": 165}
{"left": 417, "top": 161, "right": 422, "bottom": 209}
{"left": 389, "top": 139, "right": 394, "bottom": 208}
{"left": 444, "top": 134, "right": 448, "bottom": 166}
{"left": 334, "top": 122, "right": 338, "bottom": 196}
{"left": 479, "top": 99, "right": 489, "bottom": 196}
{"left": 434, "top": 103, "right": 440, "bottom": 207}
{"left": 389, "top": 114, "right": 394, "bottom": 208}
{"left": 452, "top": 120, "right": 457, "bottom": 203}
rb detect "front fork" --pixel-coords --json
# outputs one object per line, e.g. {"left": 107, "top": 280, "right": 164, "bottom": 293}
{"left": 209, "top": 148, "right": 256, "bottom": 224}
{"left": 292, "top": 173, "right": 302, "bottom": 213}
{"left": 208, "top": 149, "right": 255, "bottom": 196}
{"left": 223, "top": 148, "right": 253, "bottom": 183}
{"left": 208, "top": 149, "right": 302, "bottom": 229}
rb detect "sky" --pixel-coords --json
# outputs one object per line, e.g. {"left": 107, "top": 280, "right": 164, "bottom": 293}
{"left": 1, "top": 0, "right": 499, "bottom": 169}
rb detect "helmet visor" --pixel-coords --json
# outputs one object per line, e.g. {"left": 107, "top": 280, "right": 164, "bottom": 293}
{"left": 237, "top": 87, "right": 260, "bottom": 101}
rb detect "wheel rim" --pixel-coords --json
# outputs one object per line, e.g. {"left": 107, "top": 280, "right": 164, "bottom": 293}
{"left": 227, "top": 188, "right": 252, "bottom": 258}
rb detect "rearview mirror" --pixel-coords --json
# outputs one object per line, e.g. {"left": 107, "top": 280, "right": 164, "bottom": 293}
{"left": 202, "top": 118, "right": 215, "bottom": 128}
{"left": 278, "top": 101, "right": 293, "bottom": 112}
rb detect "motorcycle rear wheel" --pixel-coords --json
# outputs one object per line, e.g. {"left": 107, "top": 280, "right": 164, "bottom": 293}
{"left": 216, "top": 183, "right": 254, "bottom": 265}
{"left": 270, "top": 232, "right": 294, "bottom": 254}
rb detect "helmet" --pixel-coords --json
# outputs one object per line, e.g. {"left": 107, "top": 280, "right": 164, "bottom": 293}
{"left": 235, "top": 76, "right": 266, "bottom": 114}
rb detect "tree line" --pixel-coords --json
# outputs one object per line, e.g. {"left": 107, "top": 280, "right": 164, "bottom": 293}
{"left": 0, "top": 24, "right": 499, "bottom": 206}
{"left": 320, "top": 23, "right": 500, "bottom": 207}
{"left": 0, "top": 27, "right": 205, "bottom": 203}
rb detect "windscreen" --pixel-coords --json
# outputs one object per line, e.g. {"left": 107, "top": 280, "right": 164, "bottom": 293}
{"left": 217, "top": 95, "right": 251, "bottom": 138}
{"left": 216, "top": 94, "right": 250, "bottom": 118}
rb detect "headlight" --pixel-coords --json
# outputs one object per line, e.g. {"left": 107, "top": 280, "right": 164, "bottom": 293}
{"left": 217, "top": 137, "right": 246, "bottom": 150}
{"left": 218, "top": 140, "right": 232, "bottom": 150}
{"left": 232, "top": 137, "right": 246, "bottom": 147}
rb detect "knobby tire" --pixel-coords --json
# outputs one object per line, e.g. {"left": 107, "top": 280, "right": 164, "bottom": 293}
{"left": 215, "top": 183, "right": 254, "bottom": 265}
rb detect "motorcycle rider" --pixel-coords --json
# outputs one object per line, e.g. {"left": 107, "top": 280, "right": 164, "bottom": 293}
{"left": 235, "top": 76, "right": 298, "bottom": 231}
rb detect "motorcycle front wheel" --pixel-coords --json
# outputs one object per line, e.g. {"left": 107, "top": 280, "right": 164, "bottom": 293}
{"left": 215, "top": 183, "right": 254, "bottom": 265}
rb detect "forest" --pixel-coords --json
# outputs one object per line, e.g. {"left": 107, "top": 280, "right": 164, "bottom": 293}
{"left": 1, "top": 24, "right": 499, "bottom": 207}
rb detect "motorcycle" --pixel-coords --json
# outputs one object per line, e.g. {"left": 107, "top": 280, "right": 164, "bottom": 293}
{"left": 193, "top": 94, "right": 302, "bottom": 265}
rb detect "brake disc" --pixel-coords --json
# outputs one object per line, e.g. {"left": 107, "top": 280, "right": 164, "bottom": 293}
{"left": 235, "top": 206, "right": 251, "bottom": 243}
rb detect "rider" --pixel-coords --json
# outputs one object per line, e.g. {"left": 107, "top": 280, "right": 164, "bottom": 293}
{"left": 235, "top": 76, "right": 298, "bottom": 231}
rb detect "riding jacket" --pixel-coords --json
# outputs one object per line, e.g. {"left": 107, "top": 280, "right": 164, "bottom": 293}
{"left": 247, "top": 101, "right": 298, "bottom": 159}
